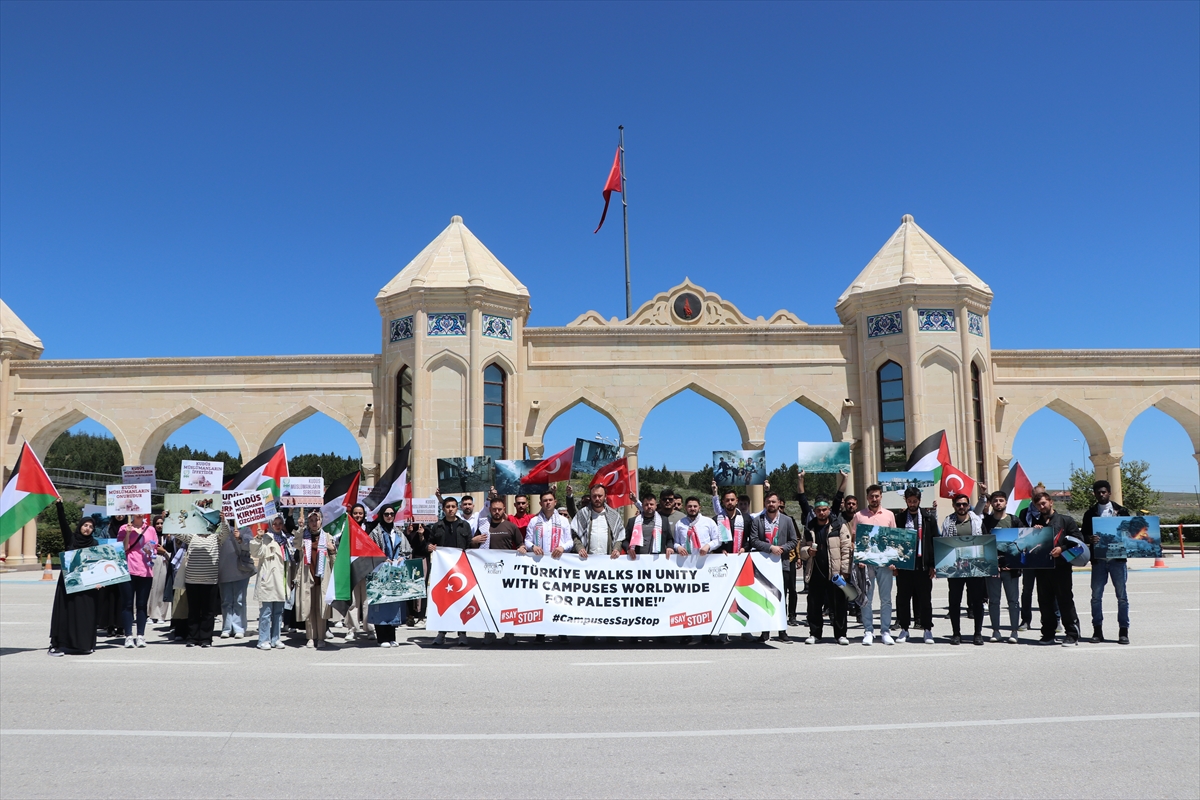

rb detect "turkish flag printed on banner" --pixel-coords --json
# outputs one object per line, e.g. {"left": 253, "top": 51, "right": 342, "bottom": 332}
{"left": 522, "top": 446, "right": 573, "bottom": 485}
{"left": 590, "top": 458, "right": 634, "bottom": 509}
{"left": 430, "top": 551, "right": 478, "bottom": 615}
{"left": 940, "top": 463, "right": 977, "bottom": 499}
{"left": 459, "top": 595, "right": 481, "bottom": 624}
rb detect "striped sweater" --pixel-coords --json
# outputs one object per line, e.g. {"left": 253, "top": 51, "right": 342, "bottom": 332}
{"left": 177, "top": 525, "right": 226, "bottom": 585}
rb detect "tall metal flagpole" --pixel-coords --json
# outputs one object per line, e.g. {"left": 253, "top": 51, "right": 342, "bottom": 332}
{"left": 619, "top": 125, "right": 632, "bottom": 318}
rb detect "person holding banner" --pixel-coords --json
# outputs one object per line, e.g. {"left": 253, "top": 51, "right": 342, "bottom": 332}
{"left": 711, "top": 486, "right": 751, "bottom": 556}
{"left": 368, "top": 504, "right": 411, "bottom": 647}
{"left": 173, "top": 522, "right": 227, "bottom": 648}
{"left": 940, "top": 494, "right": 986, "bottom": 646}
{"left": 48, "top": 500, "right": 99, "bottom": 656}
{"left": 852, "top": 485, "right": 896, "bottom": 646}
{"left": 295, "top": 510, "right": 336, "bottom": 648}
{"left": 569, "top": 484, "right": 625, "bottom": 560}
{"left": 624, "top": 491, "right": 674, "bottom": 557}
{"left": 335, "top": 503, "right": 372, "bottom": 642}
{"left": 981, "top": 489, "right": 1020, "bottom": 644}
{"left": 894, "top": 487, "right": 937, "bottom": 644}
{"left": 1082, "top": 480, "right": 1131, "bottom": 645}
{"left": 116, "top": 514, "right": 164, "bottom": 648}
{"left": 1030, "top": 490, "right": 1083, "bottom": 646}
{"left": 673, "top": 497, "right": 721, "bottom": 556}
{"left": 799, "top": 497, "right": 852, "bottom": 645}
{"left": 749, "top": 491, "right": 799, "bottom": 642}
{"left": 251, "top": 516, "right": 288, "bottom": 650}
{"left": 519, "top": 491, "right": 573, "bottom": 559}
{"left": 427, "top": 497, "right": 473, "bottom": 646}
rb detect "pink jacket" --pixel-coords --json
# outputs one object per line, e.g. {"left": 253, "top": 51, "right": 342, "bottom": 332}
{"left": 118, "top": 523, "right": 158, "bottom": 578}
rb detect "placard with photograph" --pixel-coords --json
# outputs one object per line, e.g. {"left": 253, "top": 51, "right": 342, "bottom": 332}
{"left": 854, "top": 524, "right": 917, "bottom": 570}
{"left": 712, "top": 450, "right": 767, "bottom": 486}
{"left": 121, "top": 465, "right": 156, "bottom": 487}
{"left": 279, "top": 477, "right": 324, "bottom": 507}
{"left": 366, "top": 559, "right": 427, "bottom": 604}
{"left": 795, "top": 442, "right": 851, "bottom": 474}
{"left": 494, "top": 460, "right": 550, "bottom": 495}
{"left": 61, "top": 544, "right": 131, "bottom": 594}
{"left": 934, "top": 535, "right": 999, "bottom": 578}
{"left": 877, "top": 471, "right": 939, "bottom": 508}
{"left": 163, "top": 494, "right": 222, "bottom": 535}
{"left": 106, "top": 484, "right": 151, "bottom": 515}
{"left": 994, "top": 527, "right": 1055, "bottom": 570}
{"left": 410, "top": 497, "right": 440, "bottom": 523}
{"left": 1092, "top": 516, "right": 1162, "bottom": 559}
{"left": 436, "top": 457, "right": 495, "bottom": 494}
{"left": 180, "top": 460, "right": 224, "bottom": 491}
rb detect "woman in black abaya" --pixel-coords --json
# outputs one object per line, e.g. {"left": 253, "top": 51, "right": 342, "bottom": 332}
{"left": 48, "top": 500, "right": 99, "bottom": 656}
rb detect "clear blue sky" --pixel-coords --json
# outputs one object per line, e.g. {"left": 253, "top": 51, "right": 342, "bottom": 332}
{"left": 3, "top": 2, "right": 1197, "bottom": 490}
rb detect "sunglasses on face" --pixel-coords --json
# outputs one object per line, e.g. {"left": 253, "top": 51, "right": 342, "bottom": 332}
{"left": 954, "top": 503, "right": 969, "bottom": 508}
{"left": 382, "top": 511, "right": 395, "bottom": 517}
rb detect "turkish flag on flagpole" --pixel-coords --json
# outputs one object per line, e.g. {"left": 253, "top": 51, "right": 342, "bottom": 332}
{"left": 593, "top": 146, "right": 623, "bottom": 233}
{"left": 589, "top": 457, "right": 635, "bottom": 509}
{"left": 522, "top": 445, "right": 573, "bottom": 485}
{"left": 940, "top": 463, "right": 977, "bottom": 499}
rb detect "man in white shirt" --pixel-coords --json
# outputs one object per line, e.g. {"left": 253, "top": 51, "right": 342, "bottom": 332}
{"left": 519, "top": 491, "right": 573, "bottom": 559}
{"left": 570, "top": 485, "right": 624, "bottom": 560}
{"left": 673, "top": 496, "right": 720, "bottom": 556}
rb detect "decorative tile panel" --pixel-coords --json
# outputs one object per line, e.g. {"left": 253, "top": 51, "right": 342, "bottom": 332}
{"left": 866, "top": 311, "right": 903, "bottom": 338}
{"left": 481, "top": 314, "right": 513, "bottom": 341}
{"left": 427, "top": 313, "right": 467, "bottom": 337}
{"left": 967, "top": 311, "right": 984, "bottom": 337}
{"left": 918, "top": 308, "right": 956, "bottom": 332}
{"left": 389, "top": 315, "right": 414, "bottom": 342}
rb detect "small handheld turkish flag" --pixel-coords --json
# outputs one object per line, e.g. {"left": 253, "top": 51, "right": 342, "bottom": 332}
{"left": 431, "top": 551, "right": 478, "bottom": 615}
{"left": 940, "top": 463, "right": 977, "bottom": 499}
{"left": 593, "top": 146, "right": 623, "bottom": 233}
{"left": 590, "top": 457, "right": 634, "bottom": 509}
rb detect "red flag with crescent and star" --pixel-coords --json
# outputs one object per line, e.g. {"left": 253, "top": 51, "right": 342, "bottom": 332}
{"left": 939, "top": 463, "right": 977, "bottom": 499}
{"left": 522, "top": 445, "right": 573, "bottom": 486}
{"left": 460, "top": 596, "right": 482, "bottom": 624}
{"left": 430, "top": 551, "right": 478, "bottom": 615}
{"left": 589, "top": 457, "right": 634, "bottom": 510}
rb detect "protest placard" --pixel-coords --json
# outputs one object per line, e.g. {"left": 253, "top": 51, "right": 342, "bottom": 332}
{"left": 230, "top": 491, "right": 268, "bottom": 528}
{"left": 180, "top": 460, "right": 224, "bottom": 491}
{"left": 163, "top": 494, "right": 222, "bottom": 535}
{"left": 61, "top": 544, "right": 130, "bottom": 594}
{"left": 106, "top": 484, "right": 151, "bottom": 515}
{"left": 411, "top": 497, "right": 439, "bottom": 523}
{"left": 121, "top": 465, "right": 156, "bottom": 487}
{"left": 795, "top": 442, "right": 851, "bottom": 473}
{"left": 279, "top": 476, "right": 324, "bottom": 507}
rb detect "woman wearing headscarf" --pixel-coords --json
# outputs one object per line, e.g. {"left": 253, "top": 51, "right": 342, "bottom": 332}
{"left": 95, "top": 514, "right": 126, "bottom": 637}
{"left": 294, "top": 510, "right": 336, "bottom": 648}
{"left": 174, "top": 520, "right": 229, "bottom": 647}
{"left": 116, "top": 514, "right": 166, "bottom": 648}
{"left": 328, "top": 503, "right": 372, "bottom": 642}
{"left": 367, "top": 504, "right": 410, "bottom": 646}
{"left": 217, "top": 523, "right": 255, "bottom": 639}
{"left": 147, "top": 515, "right": 173, "bottom": 623}
{"left": 48, "top": 500, "right": 99, "bottom": 656}
{"left": 405, "top": 522, "right": 428, "bottom": 627}
{"left": 252, "top": 514, "right": 289, "bottom": 650}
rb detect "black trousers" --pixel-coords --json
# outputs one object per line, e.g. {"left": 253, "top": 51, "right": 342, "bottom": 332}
{"left": 1021, "top": 570, "right": 1037, "bottom": 626}
{"left": 376, "top": 625, "right": 396, "bottom": 643}
{"left": 896, "top": 568, "right": 933, "bottom": 631}
{"left": 185, "top": 583, "right": 219, "bottom": 645}
{"left": 805, "top": 568, "right": 847, "bottom": 640}
{"left": 785, "top": 568, "right": 798, "bottom": 621}
{"left": 1036, "top": 563, "right": 1078, "bottom": 639}
{"left": 947, "top": 577, "right": 985, "bottom": 635}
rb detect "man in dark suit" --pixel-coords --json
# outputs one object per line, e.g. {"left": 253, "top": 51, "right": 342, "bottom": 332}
{"left": 749, "top": 490, "right": 798, "bottom": 642}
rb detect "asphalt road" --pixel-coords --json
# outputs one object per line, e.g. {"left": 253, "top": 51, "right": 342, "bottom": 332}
{"left": 2, "top": 561, "right": 1197, "bottom": 799}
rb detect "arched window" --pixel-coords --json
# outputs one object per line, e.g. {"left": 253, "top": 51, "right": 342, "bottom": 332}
{"left": 878, "top": 361, "right": 907, "bottom": 471}
{"left": 971, "top": 362, "right": 985, "bottom": 482}
{"left": 483, "top": 364, "right": 506, "bottom": 461}
{"left": 396, "top": 366, "right": 413, "bottom": 457}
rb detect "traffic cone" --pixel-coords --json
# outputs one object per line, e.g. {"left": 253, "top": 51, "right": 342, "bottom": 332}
{"left": 41, "top": 555, "right": 54, "bottom": 580}
{"left": 1152, "top": 553, "right": 1168, "bottom": 569}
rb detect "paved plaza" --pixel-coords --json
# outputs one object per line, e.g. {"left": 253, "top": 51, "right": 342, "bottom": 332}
{"left": 1, "top": 561, "right": 1198, "bottom": 799}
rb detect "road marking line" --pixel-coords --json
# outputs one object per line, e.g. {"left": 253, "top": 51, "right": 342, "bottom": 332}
{"left": 313, "top": 663, "right": 464, "bottom": 668}
{"left": 2, "top": 713, "right": 1194, "bottom": 742}
{"left": 829, "top": 652, "right": 966, "bottom": 660}
{"left": 1126, "top": 592, "right": 1163, "bottom": 594}
{"left": 1068, "top": 644, "right": 1197, "bottom": 653}
{"left": 75, "top": 660, "right": 235, "bottom": 665}
{"left": 0, "top": 621, "right": 34, "bottom": 625}
{"left": 571, "top": 660, "right": 712, "bottom": 666}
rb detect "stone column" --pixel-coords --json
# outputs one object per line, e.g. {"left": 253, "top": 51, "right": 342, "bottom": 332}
{"left": 0, "top": 348, "right": 11, "bottom": 478}
{"left": 623, "top": 444, "right": 639, "bottom": 522}
{"left": 1090, "top": 452, "right": 1124, "bottom": 505}
{"left": 842, "top": 438, "right": 857, "bottom": 497}
{"left": 22, "top": 518, "right": 38, "bottom": 566}
{"left": 996, "top": 454, "right": 1012, "bottom": 488}
{"left": 745, "top": 439, "right": 765, "bottom": 513}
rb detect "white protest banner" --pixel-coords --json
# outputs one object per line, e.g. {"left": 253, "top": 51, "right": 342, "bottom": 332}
{"left": 221, "top": 491, "right": 236, "bottom": 521}
{"left": 180, "top": 460, "right": 224, "bottom": 491}
{"left": 122, "top": 465, "right": 156, "bottom": 487}
{"left": 357, "top": 486, "right": 374, "bottom": 502}
{"left": 426, "top": 549, "right": 785, "bottom": 637}
{"left": 410, "top": 497, "right": 439, "bottom": 523}
{"left": 106, "top": 484, "right": 151, "bottom": 515}
{"left": 279, "top": 477, "right": 324, "bottom": 507}
{"left": 258, "top": 489, "right": 277, "bottom": 521}
{"left": 230, "top": 491, "right": 268, "bottom": 528}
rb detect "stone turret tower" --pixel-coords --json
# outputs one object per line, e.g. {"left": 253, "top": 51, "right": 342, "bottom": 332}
{"left": 375, "top": 216, "right": 530, "bottom": 495}
{"left": 835, "top": 215, "right": 996, "bottom": 488}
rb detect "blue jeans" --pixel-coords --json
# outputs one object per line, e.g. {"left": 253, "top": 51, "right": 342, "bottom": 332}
{"left": 987, "top": 572, "right": 1020, "bottom": 636}
{"left": 1091, "top": 560, "right": 1129, "bottom": 629}
{"left": 860, "top": 565, "right": 893, "bottom": 635}
{"left": 219, "top": 577, "right": 250, "bottom": 635}
{"left": 258, "top": 601, "right": 284, "bottom": 646}
{"left": 120, "top": 575, "right": 154, "bottom": 637}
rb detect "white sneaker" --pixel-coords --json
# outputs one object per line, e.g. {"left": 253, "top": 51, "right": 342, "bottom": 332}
{"left": 1006, "top": 635, "right": 1018, "bottom": 644}
{"left": 804, "top": 636, "right": 817, "bottom": 645}
{"left": 989, "top": 633, "right": 999, "bottom": 643}
{"left": 257, "top": 642, "right": 272, "bottom": 650}
{"left": 135, "top": 636, "right": 146, "bottom": 648}
{"left": 862, "top": 633, "right": 873, "bottom": 646}
{"left": 837, "top": 637, "right": 850, "bottom": 646}
{"left": 897, "top": 630, "right": 910, "bottom": 643}
{"left": 220, "top": 630, "right": 232, "bottom": 639}
{"left": 881, "top": 633, "right": 895, "bottom": 645}
{"left": 124, "top": 636, "right": 135, "bottom": 648}
{"left": 924, "top": 629, "right": 934, "bottom": 644}
{"left": 233, "top": 631, "right": 244, "bottom": 639}
{"left": 273, "top": 641, "right": 286, "bottom": 649}
{"left": 305, "top": 639, "right": 315, "bottom": 648}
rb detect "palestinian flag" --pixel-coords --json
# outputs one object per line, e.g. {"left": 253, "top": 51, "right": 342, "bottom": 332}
{"left": 364, "top": 443, "right": 410, "bottom": 522}
{"left": 727, "top": 599, "right": 748, "bottom": 627}
{"left": 734, "top": 556, "right": 781, "bottom": 616}
{"left": 329, "top": 515, "right": 386, "bottom": 602}
{"left": 0, "top": 443, "right": 60, "bottom": 545}
{"left": 223, "top": 444, "right": 289, "bottom": 502}
{"left": 905, "top": 430, "right": 950, "bottom": 483}
{"left": 1000, "top": 461, "right": 1034, "bottom": 519}
{"left": 320, "top": 470, "right": 361, "bottom": 528}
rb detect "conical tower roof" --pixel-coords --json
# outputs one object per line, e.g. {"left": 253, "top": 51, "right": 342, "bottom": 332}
{"left": 378, "top": 215, "right": 529, "bottom": 300}
{"left": 836, "top": 214, "right": 991, "bottom": 307}
{"left": 0, "top": 299, "right": 44, "bottom": 358}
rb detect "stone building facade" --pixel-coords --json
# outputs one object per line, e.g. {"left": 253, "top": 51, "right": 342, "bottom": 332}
{"left": 3, "top": 214, "right": 1197, "bottom": 564}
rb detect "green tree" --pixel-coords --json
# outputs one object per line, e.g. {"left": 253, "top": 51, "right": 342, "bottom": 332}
{"left": 155, "top": 443, "right": 241, "bottom": 487}
{"left": 44, "top": 431, "right": 124, "bottom": 475}
{"left": 288, "top": 452, "right": 362, "bottom": 485}
{"left": 1067, "top": 459, "right": 1162, "bottom": 512}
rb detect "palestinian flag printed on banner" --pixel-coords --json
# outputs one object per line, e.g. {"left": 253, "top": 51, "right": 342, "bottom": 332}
{"left": 905, "top": 430, "right": 950, "bottom": 484}
{"left": 329, "top": 516, "right": 386, "bottom": 602}
{"left": 734, "top": 556, "right": 782, "bottom": 616}
{"left": 727, "top": 599, "right": 749, "bottom": 628}
{"left": 320, "top": 470, "right": 361, "bottom": 528}
{"left": 1001, "top": 461, "right": 1034, "bottom": 520}
{"left": 364, "top": 443, "right": 410, "bottom": 522}
{"left": 223, "top": 444, "right": 289, "bottom": 502}
{"left": 0, "top": 442, "right": 60, "bottom": 545}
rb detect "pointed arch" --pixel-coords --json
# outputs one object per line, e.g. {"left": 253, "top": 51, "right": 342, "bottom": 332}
{"left": 138, "top": 400, "right": 251, "bottom": 466}
{"left": 423, "top": 349, "right": 470, "bottom": 374}
{"left": 482, "top": 352, "right": 517, "bottom": 376}
{"left": 634, "top": 376, "right": 753, "bottom": 445}
{"left": 999, "top": 390, "right": 1112, "bottom": 458}
{"left": 919, "top": 344, "right": 962, "bottom": 372}
{"left": 257, "top": 396, "right": 365, "bottom": 458}
{"left": 532, "top": 390, "right": 628, "bottom": 447}
{"left": 1114, "top": 389, "right": 1200, "bottom": 453}
{"left": 761, "top": 392, "right": 843, "bottom": 442}
{"left": 28, "top": 401, "right": 131, "bottom": 464}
